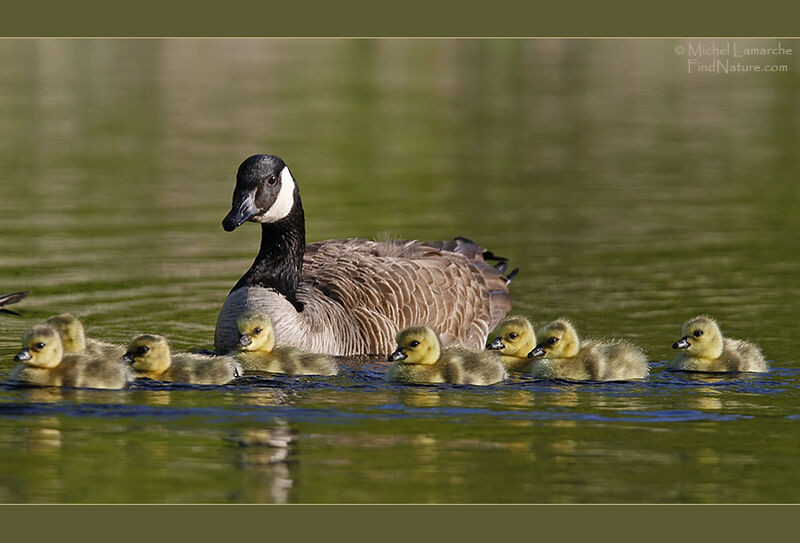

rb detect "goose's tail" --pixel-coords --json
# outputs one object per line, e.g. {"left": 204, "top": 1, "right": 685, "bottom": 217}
{"left": 0, "top": 291, "right": 29, "bottom": 316}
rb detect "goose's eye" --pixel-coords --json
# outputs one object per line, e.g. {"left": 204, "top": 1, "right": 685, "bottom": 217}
{"left": 253, "top": 327, "right": 262, "bottom": 335}
{"left": 137, "top": 345, "right": 150, "bottom": 355}
{"left": 35, "top": 342, "right": 46, "bottom": 350}
{"left": 267, "top": 174, "right": 278, "bottom": 185}
{"left": 548, "top": 337, "right": 559, "bottom": 345}
{"left": 693, "top": 330, "right": 703, "bottom": 337}
{"left": 409, "top": 340, "right": 420, "bottom": 348}
{"left": 508, "top": 332, "right": 518, "bottom": 339}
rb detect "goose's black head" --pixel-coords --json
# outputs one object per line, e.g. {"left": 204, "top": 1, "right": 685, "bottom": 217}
{"left": 222, "top": 154, "right": 299, "bottom": 232}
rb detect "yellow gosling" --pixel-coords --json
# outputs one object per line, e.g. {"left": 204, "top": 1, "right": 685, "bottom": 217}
{"left": 670, "top": 315, "right": 768, "bottom": 373}
{"left": 46, "top": 313, "right": 124, "bottom": 358}
{"left": 124, "top": 334, "right": 241, "bottom": 385}
{"left": 9, "top": 324, "right": 131, "bottom": 389}
{"left": 234, "top": 311, "right": 337, "bottom": 376}
{"left": 387, "top": 325, "right": 506, "bottom": 386}
{"left": 527, "top": 318, "right": 649, "bottom": 381}
{"left": 486, "top": 315, "right": 537, "bottom": 372}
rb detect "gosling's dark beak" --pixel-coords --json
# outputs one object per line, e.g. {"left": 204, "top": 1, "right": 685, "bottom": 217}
{"left": 388, "top": 348, "right": 407, "bottom": 362}
{"left": 238, "top": 334, "right": 252, "bottom": 348}
{"left": 528, "top": 345, "right": 546, "bottom": 358}
{"left": 487, "top": 337, "right": 505, "bottom": 350}
{"left": 673, "top": 337, "right": 691, "bottom": 350}
{"left": 122, "top": 352, "right": 134, "bottom": 364}
{"left": 222, "top": 190, "right": 260, "bottom": 232}
{"left": 14, "top": 348, "right": 31, "bottom": 362}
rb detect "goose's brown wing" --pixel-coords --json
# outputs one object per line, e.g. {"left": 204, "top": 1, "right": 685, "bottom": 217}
{"left": 300, "top": 238, "right": 514, "bottom": 353}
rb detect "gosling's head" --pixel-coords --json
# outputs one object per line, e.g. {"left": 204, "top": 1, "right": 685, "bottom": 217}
{"left": 673, "top": 315, "right": 724, "bottom": 358}
{"left": 235, "top": 311, "right": 276, "bottom": 353}
{"left": 46, "top": 313, "right": 87, "bottom": 354}
{"left": 123, "top": 334, "right": 172, "bottom": 376}
{"left": 528, "top": 318, "right": 580, "bottom": 359}
{"left": 388, "top": 326, "right": 441, "bottom": 365}
{"left": 15, "top": 324, "right": 64, "bottom": 369}
{"left": 486, "top": 316, "right": 537, "bottom": 358}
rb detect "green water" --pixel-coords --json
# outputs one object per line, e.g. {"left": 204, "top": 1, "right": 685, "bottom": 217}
{"left": 0, "top": 39, "right": 798, "bottom": 503}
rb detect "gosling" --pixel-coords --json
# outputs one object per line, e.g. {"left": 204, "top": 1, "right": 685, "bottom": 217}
{"left": 670, "top": 315, "right": 768, "bottom": 373}
{"left": 124, "top": 334, "right": 242, "bottom": 385}
{"left": 387, "top": 325, "right": 506, "bottom": 385}
{"left": 46, "top": 313, "right": 125, "bottom": 358}
{"left": 527, "top": 318, "right": 649, "bottom": 381}
{"left": 9, "top": 324, "right": 131, "bottom": 389}
{"left": 234, "top": 311, "right": 337, "bottom": 376}
{"left": 486, "top": 315, "right": 537, "bottom": 372}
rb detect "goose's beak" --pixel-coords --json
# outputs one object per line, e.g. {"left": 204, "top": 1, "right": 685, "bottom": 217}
{"left": 673, "top": 337, "right": 691, "bottom": 349}
{"left": 388, "top": 348, "right": 407, "bottom": 362}
{"left": 223, "top": 190, "right": 260, "bottom": 232}
{"left": 122, "top": 352, "right": 135, "bottom": 364}
{"left": 487, "top": 337, "right": 505, "bottom": 350}
{"left": 14, "top": 348, "right": 31, "bottom": 362}
{"left": 238, "top": 334, "right": 252, "bottom": 348}
{"left": 528, "top": 345, "right": 546, "bottom": 358}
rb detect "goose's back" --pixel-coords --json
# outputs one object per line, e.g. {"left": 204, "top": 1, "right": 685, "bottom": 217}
{"left": 215, "top": 238, "right": 513, "bottom": 356}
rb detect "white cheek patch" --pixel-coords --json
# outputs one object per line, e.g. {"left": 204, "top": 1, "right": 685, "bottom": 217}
{"left": 256, "top": 166, "right": 296, "bottom": 223}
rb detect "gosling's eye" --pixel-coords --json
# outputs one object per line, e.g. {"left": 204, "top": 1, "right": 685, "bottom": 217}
{"left": 548, "top": 337, "right": 559, "bottom": 345}
{"left": 693, "top": 330, "right": 703, "bottom": 337}
{"left": 508, "top": 333, "right": 518, "bottom": 339}
{"left": 267, "top": 174, "right": 278, "bottom": 185}
{"left": 35, "top": 342, "right": 46, "bottom": 349}
{"left": 253, "top": 327, "right": 262, "bottom": 335}
{"left": 137, "top": 345, "right": 150, "bottom": 355}
{"left": 409, "top": 340, "right": 420, "bottom": 348}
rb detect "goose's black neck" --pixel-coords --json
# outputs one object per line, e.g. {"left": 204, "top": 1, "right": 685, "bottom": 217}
{"left": 233, "top": 200, "right": 306, "bottom": 312}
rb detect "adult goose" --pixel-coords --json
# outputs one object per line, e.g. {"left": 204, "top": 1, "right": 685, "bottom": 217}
{"left": 214, "top": 154, "right": 517, "bottom": 357}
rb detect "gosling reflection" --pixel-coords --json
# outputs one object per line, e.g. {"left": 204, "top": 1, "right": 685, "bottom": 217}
{"left": 228, "top": 419, "right": 297, "bottom": 504}
{"left": 398, "top": 388, "right": 441, "bottom": 408}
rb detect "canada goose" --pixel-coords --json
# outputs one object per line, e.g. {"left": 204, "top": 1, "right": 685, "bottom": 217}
{"left": 0, "top": 291, "right": 29, "bottom": 316}
{"left": 670, "top": 315, "right": 768, "bottom": 373}
{"left": 486, "top": 315, "right": 537, "bottom": 372}
{"left": 387, "top": 325, "right": 506, "bottom": 385}
{"left": 527, "top": 318, "right": 649, "bottom": 381}
{"left": 124, "top": 334, "right": 242, "bottom": 385}
{"left": 9, "top": 324, "right": 131, "bottom": 389}
{"left": 214, "top": 154, "right": 518, "bottom": 357}
{"left": 234, "top": 311, "right": 337, "bottom": 376}
{"left": 45, "top": 313, "right": 125, "bottom": 358}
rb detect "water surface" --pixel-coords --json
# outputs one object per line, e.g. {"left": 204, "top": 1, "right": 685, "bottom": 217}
{"left": 0, "top": 39, "right": 798, "bottom": 503}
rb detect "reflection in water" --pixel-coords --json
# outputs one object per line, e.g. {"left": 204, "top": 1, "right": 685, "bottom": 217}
{"left": 229, "top": 419, "right": 297, "bottom": 504}
{"left": 397, "top": 388, "right": 441, "bottom": 408}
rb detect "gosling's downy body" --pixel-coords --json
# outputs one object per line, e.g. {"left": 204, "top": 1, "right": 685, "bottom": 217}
{"left": 527, "top": 318, "right": 649, "bottom": 381}
{"left": 387, "top": 326, "right": 506, "bottom": 386}
{"left": 234, "top": 311, "right": 337, "bottom": 376}
{"left": 9, "top": 324, "right": 131, "bottom": 389}
{"left": 670, "top": 315, "right": 768, "bottom": 373}
{"left": 486, "top": 315, "right": 537, "bottom": 372}
{"left": 46, "top": 313, "right": 125, "bottom": 359}
{"left": 124, "top": 334, "right": 241, "bottom": 385}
